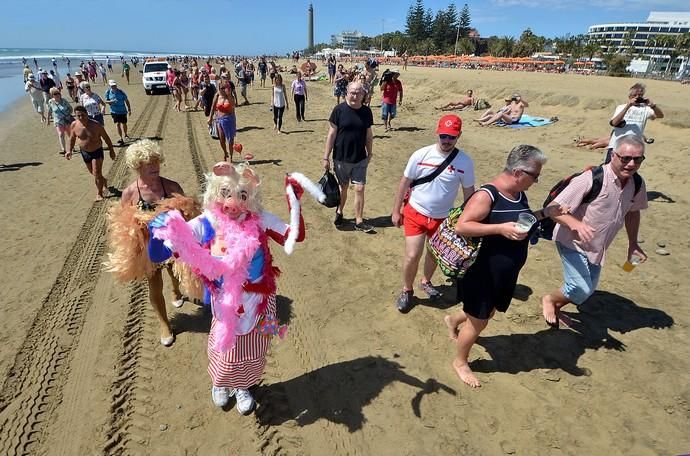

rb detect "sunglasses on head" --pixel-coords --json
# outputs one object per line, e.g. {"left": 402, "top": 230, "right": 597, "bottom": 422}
{"left": 615, "top": 153, "right": 645, "bottom": 164}
{"left": 439, "top": 134, "right": 457, "bottom": 140}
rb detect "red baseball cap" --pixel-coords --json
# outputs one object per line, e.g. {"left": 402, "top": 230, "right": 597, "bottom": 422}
{"left": 436, "top": 115, "right": 462, "bottom": 136}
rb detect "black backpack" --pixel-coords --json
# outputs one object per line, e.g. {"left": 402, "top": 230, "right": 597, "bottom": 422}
{"left": 538, "top": 166, "right": 642, "bottom": 240}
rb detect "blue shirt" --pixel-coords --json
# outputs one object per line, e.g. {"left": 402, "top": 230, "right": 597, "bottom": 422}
{"left": 105, "top": 88, "right": 128, "bottom": 114}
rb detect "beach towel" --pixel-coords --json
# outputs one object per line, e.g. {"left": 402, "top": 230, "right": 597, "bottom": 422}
{"left": 498, "top": 115, "right": 558, "bottom": 128}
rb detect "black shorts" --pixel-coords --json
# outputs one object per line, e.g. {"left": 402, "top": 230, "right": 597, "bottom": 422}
{"left": 112, "top": 113, "right": 127, "bottom": 124}
{"left": 81, "top": 147, "right": 104, "bottom": 163}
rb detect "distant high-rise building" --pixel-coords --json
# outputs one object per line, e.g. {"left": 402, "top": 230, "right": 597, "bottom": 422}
{"left": 587, "top": 11, "right": 690, "bottom": 73}
{"left": 331, "top": 30, "right": 363, "bottom": 50}
{"left": 308, "top": 4, "right": 314, "bottom": 50}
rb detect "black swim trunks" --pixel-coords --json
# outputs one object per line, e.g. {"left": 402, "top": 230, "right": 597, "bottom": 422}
{"left": 112, "top": 113, "right": 128, "bottom": 124}
{"left": 80, "top": 147, "right": 104, "bottom": 163}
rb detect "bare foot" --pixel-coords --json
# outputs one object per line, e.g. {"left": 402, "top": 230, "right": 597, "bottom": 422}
{"left": 453, "top": 359, "right": 480, "bottom": 387}
{"left": 95, "top": 194, "right": 104, "bottom": 201}
{"left": 542, "top": 295, "right": 559, "bottom": 328}
{"left": 444, "top": 315, "right": 459, "bottom": 340}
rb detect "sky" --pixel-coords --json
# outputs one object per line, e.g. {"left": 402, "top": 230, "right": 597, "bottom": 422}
{"left": 1, "top": 0, "right": 688, "bottom": 55}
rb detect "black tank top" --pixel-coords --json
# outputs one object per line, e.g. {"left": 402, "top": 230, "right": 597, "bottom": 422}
{"left": 136, "top": 178, "right": 169, "bottom": 212}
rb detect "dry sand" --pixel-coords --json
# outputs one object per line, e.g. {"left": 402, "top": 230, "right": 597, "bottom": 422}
{"left": 0, "top": 63, "right": 688, "bottom": 455}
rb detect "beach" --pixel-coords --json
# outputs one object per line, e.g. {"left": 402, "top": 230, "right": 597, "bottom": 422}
{"left": 0, "top": 62, "right": 688, "bottom": 455}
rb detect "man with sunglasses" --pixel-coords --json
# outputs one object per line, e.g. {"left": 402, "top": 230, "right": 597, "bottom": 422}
{"left": 391, "top": 114, "right": 475, "bottom": 313}
{"left": 542, "top": 135, "right": 648, "bottom": 328}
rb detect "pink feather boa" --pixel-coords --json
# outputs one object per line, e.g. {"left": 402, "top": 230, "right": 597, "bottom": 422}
{"left": 152, "top": 203, "right": 263, "bottom": 352}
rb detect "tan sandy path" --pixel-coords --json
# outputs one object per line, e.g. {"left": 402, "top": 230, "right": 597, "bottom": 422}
{"left": 0, "top": 64, "right": 688, "bottom": 455}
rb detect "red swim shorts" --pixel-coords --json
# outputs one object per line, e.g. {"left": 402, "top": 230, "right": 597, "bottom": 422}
{"left": 403, "top": 203, "right": 443, "bottom": 237}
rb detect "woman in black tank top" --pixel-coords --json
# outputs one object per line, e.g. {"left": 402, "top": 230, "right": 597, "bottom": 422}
{"left": 443, "top": 145, "right": 566, "bottom": 388}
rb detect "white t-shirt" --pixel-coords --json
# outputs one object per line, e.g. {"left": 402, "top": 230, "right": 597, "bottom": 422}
{"left": 608, "top": 104, "right": 655, "bottom": 150}
{"left": 25, "top": 81, "right": 43, "bottom": 102}
{"left": 80, "top": 92, "right": 103, "bottom": 117}
{"left": 403, "top": 144, "right": 475, "bottom": 219}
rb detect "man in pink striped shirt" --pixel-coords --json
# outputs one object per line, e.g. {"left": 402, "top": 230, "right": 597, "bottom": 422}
{"left": 542, "top": 135, "right": 648, "bottom": 327}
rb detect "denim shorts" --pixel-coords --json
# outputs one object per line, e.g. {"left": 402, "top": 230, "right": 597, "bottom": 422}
{"left": 557, "top": 243, "right": 602, "bottom": 305}
{"left": 381, "top": 102, "right": 397, "bottom": 120}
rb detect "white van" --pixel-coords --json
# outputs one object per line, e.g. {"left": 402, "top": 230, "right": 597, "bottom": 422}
{"left": 141, "top": 60, "right": 169, "bottom": 94}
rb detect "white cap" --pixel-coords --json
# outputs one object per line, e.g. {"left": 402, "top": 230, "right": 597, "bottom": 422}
{"left": 108, "top": 79, "right": 117, "bottom": 86}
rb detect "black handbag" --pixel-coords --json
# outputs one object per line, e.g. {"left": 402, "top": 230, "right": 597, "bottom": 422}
{"left": 317, "top": 170, "right": 340, "bottom": 208}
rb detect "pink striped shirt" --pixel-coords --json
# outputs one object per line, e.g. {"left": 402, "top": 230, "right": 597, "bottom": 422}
{"left": 553, "top": 164, "right": 647, "bottom": 265}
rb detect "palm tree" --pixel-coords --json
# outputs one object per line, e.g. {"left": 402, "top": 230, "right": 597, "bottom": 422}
{"left": 490, "top": 36, "right": 515, "bottom": 57}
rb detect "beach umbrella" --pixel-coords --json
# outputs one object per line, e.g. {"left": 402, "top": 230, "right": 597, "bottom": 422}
{"left": 300, "top": 61, "right": 317, "bottom": 73}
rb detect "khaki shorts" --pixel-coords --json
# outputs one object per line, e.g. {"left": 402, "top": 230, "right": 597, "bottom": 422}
{"left": 334, "top": 158, "right": 369, "bottom": 185}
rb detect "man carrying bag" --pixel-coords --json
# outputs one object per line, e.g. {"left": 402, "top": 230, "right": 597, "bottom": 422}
{"left": 391, "top": 115, "right": 475, "bottom": 313}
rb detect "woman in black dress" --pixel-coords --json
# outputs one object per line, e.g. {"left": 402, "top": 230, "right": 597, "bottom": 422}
{"left": 444, "top": 145, "right": 565, "bottom": 387}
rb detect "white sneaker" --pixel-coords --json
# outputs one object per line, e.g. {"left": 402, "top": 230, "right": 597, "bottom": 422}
{"left": 234, "top": 388, "right": 255, "bottom": 415}
{"left": 171, "top": 298, "right": 184, "bottom": 308}
{"left": 211, "top": 386, "right": 231, "bottom": 407}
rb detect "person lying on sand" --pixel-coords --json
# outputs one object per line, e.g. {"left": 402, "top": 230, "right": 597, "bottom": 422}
{"left": 575, "top": 135, "right": 611, "bottom": 149}
{"left": 436, "top": 90, "right": 476, "bottom": 111}
{"left": 473, "top": 99, "right": 511, "bottom": 123}
{"left": 478, "top": 93, "right": 527, "bottom": 126}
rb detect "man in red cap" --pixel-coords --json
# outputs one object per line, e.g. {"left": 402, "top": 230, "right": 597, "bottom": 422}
{"left": 390, "top": 114, "right": 475, "bottom": 313}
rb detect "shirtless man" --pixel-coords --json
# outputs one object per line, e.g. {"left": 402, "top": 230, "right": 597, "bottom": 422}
{"left": 479, "top": 93, "right": 528, "bottom": 126}
{"left": 65, "top": 105, "right": 116, "bottom": 201}
{"left": 436, "top": 89, "right": 476, "bottom": 111}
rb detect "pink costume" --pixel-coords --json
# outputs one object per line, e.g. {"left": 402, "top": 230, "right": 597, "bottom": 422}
{"left": 149, "top": 163, "right": 323, "bottom": 389}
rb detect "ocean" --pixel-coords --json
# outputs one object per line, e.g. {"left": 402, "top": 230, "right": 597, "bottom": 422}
{"left": 0, "top": 47, "right": 166, "bottom": 112}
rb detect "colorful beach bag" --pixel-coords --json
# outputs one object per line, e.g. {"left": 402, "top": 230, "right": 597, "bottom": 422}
{"left": 427, "top": 184, "right": 498, "bottom": 278}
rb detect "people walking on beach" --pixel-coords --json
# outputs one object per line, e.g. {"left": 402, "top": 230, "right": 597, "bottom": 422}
{"left": 391, "top": 114, "right": 475, "bottom": 313}
{"left": 23, "top": 65, "right": 31, "bottom": 83}
{"left": 47, "top": 88, "right": 74, "bottom": 154}
{"left": 236, "top": 60, "right": 250, "bottom": 105}
{"left": 172, "top": 70, "right": 184, "bottom": 112}
{"left": 322, "top": 81, "right": 374, "bottom": 233}
{"left": 327, "top": 55, "right": 336, "bottom": 84}
{"left": 99, "top": 63, "right": 107, "bottom": 85}
{"left": 106, "top": 56, "right": 113, "bottom": 73}
{"left": 79, "top": 82, "right": 106, "bottom": 125}
{"left": 208, "top": 75, "right": 237, "bottom": 161}
{"left": 65, "top": 105, "right": 116, "bottom": 201}
{"left": 605, "top": 83, "right": 663, "bottom": 163}
{"left": 65, "top": 73, "right": 77, "bottom": 102}
{"left": 118, "top": 140, "right": 187, "bottom": 346}
{"left": 104, "top": 80, "right": 132, "bottom": 145}
{"left": 380, "top": 70, "right": 403, "bottom": 132}
{"left": 257, "top": 57, "right": 268, "bottom": 88}
{"left": 445, "top": 145, "right": 563, "bottom": 387}
{"left": 38, "top": 70, "right": 56, "bottom": 123}
{"left": 122, "top": 61, "right": 131, "bottom": 85}
{"left": 541, "top": 135, "right": 648, "bottom": 329}
{"left": 291, "top": 71, "right": 308, "bottom": 122}
{"left": 333, "top": 64, "right": 349, "bottom": 104}
{"left": 25, "top": 74, "right": 46, "bottom": 124}
{"left": 271, "top": 74, "right": 289, "bottom": 133}
{"left": 197, "top": 73, "right": 216, "bottom": 116}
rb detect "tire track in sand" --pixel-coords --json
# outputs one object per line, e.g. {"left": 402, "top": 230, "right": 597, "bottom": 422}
{"left": 0, "top": 94, "right": 161, "bottom": 456}
{"left": 102, "top": 101, "right": 209, "bottom": 456}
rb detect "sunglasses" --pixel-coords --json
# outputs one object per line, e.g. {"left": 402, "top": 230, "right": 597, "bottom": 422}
{"left": 520, "top": 169, "right": 540, "bottom": 182}
{"left": 439, "top": 134, "right": 457, "bottom": 140}
{"left": 615, "top": 153, "right": 645, "bottom": 164}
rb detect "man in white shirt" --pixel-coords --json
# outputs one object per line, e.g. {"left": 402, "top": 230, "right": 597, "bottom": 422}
{"left": 391, "top": 114, "right": 475, "bottom": 313}
{"left": 605, "top": 82, "right": 663, "bottom": 163}
{"left": 24, "top": 74, "right": 46, "bottom": 123}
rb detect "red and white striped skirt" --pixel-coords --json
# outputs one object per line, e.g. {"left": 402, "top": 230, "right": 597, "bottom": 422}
{"left": 207, "top": 294, "right": 276, "bottom": 389}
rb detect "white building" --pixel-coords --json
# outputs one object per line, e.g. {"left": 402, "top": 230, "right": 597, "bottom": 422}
{"left": 587, "top": 12, "right": 690, "bottom": 74}
{"left": 331, "top": 31, "right": 363, "bottom": 50}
